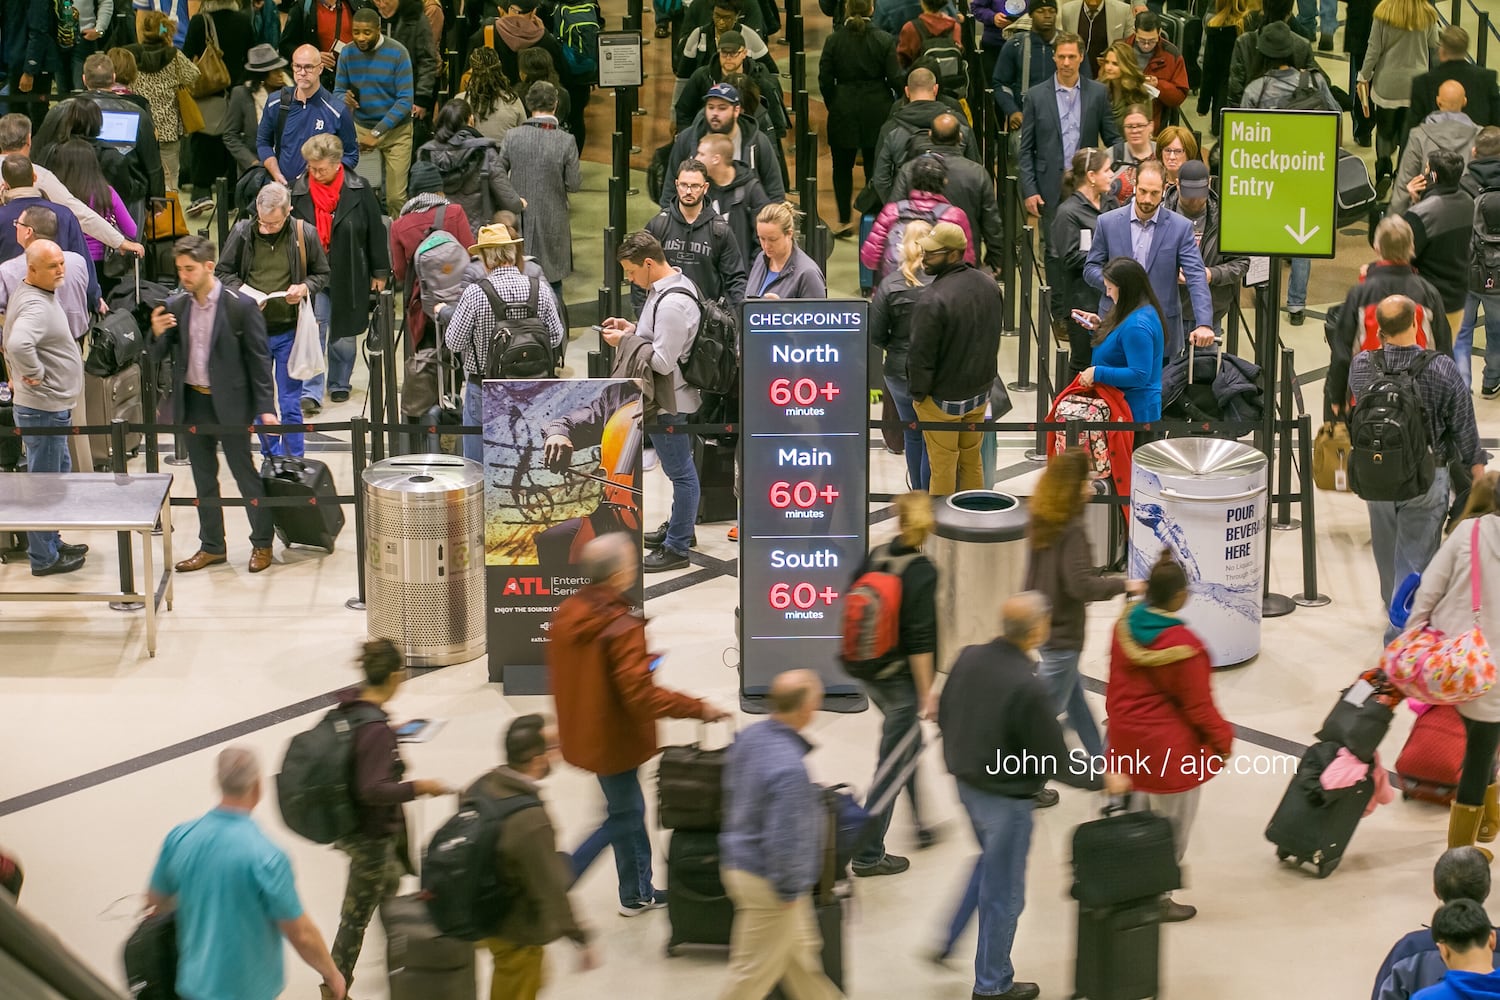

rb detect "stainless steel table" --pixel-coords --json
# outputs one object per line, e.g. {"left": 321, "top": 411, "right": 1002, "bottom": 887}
{"left": 0, "top": 473, "right": 173, "bottom": 656}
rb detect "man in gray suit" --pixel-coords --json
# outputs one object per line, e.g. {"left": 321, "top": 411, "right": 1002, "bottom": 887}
{"left": 150, "top": 235, "right": 280, "bottom": 575}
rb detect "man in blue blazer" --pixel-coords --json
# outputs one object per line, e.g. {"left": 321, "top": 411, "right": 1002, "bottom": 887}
{"left": 1018, "top": 33, "right": 1120, "bottom": 324}
{"left": 150, "top": 235, "right": 281, "bottom": 575}
{"left": 1083, "top": 159, "right": 1216, "bottom": 359}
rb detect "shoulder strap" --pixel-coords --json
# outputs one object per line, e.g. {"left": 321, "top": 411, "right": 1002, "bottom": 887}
{"left": 204, "top": 14, "right": 220, "bottom": 51}
{"left": 1406, "top": 350, "right": 1435, "bottom": 381}
{"left": 275, "top": 86, "right": 293, "bottom": 154}
{"left": 526, "top": 276, "right": 540, "bottom": 316}
{"left": 434, "top": 203, "right": 446, "bottom": 233}
{"left": 479, "top": 276, "right": 507, "bottom": 321}
{"left": 1471, "top": 519, "right": 1484, "bottom": 618}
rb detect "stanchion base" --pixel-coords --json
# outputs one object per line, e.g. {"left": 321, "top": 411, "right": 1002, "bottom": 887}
{"left": 165, "top": 454, "right": 191, "bottom": 466}
{"left": 628, "top": 187, "right": 640, "bottom": 196}
{"left": 1005, "top": 380, "right": 1036, "bottom": 392}
{"left": 109, "top": 601, "right": 144, "bottom": 612}
{"left": 632, "top": 108, "right": 647, "bottom": 116}
{"left": 1272, "top": 519, "right": 1301, "bottom": 531}
{"left": 629, "top": 145, "right": 641, "bottom": 154}
{"left": 1023, "top": 449, "right": 1048, "bottom": 463}
{"left": 999, "top": 328, "right": 1020, "bottom": 338}
{"left": 345, "top": 598, "right": 366, "bottom": 611}
{"left": 1263, "top": 592, "right": 1296, "bottom": 618}
{"left": 1294, "top": 592, "right": 1332, "bottom": 608}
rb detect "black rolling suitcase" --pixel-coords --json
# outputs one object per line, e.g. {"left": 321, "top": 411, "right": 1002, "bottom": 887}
{"left": 665, "top": 829, "right": 735, "bottom": 953}
{"left": 261, "top": 455, "right": 345, "bottom": 551}
{"left": 382, "top": 894, "right": 475, "bottom": 1000}
{"left": 1160, "top": 7, "right": 1204, "bottom": 92}
{"left": 1265, "top": 740, "right": 1375, "bottom": 878}
{"left": 1074, "top": 897, "right": 1162, "bottom": 1000}
{"left": 695, "top": 433, "right": 738, "bottom": 524}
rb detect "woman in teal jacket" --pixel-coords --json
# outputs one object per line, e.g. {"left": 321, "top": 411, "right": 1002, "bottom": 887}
{"left": 1076, "top": 256, "right": 1167, "bottom": 422}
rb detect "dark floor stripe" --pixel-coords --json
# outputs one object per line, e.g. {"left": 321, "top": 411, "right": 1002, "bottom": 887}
{"left": 1080, "top": 675, "right": 1310, "bottom": 759}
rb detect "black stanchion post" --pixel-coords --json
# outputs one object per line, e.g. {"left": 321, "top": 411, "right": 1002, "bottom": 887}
{"left": 215, "top": 175, "right": 230, "bottom": 247}
{"left": 1256, "top": 258, "right": 1282, "bottom": 456}
{"left": 1274, "top": 345, "right": 1299, "bottom": 530}
{"left": 1293, "top": 415, "right": 1330, "bottom": 607}
{"left": 1055, "top": 348, "right": 1070, "bottom": 393}
{"left": 1011, "top": 225, "right": 1035, "bottom": 391}
{"left": 109, "top": 417, "right": 143, "bottom": 611}
{"left": 1227, "top": 293, "right": 1242, "bottom": 358}
{"left": 346, "top": 415, "right": 369, "bottom": 611}
{"left": 1482, "top": 12, "right": 1492, "bottom": 64}
{"left": 141, "top": 350, "right": 160, "bottom": 475}
{"left": 367, "top": 318, "right": 387, "bottom": 464}
{"left": 378, "top": 290, "right": 400, "bottom": 456}
{"left": 1453, "top": 0, "right": 1461, "bottom": 25}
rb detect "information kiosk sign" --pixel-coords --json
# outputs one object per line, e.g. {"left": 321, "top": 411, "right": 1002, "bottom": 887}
{"left": 740, "top": 300, "right": 868, "bottom": 709}
{"left": 1218, "top": 109, "right": 1339, "bottom": 259}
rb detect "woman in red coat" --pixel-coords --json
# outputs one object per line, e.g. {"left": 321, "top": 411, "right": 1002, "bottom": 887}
{"left": 1104, "top": 550, "right": 1234, "bottom": 923}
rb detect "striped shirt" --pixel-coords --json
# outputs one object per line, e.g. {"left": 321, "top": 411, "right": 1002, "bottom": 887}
{"left": 334, "top": 36, "right": 413, "bottom": 134}
{"left": 1349, "top": 344, "right": 1484, "bottom": 467}
{"left": 443, "top": 268, "right": 565, "bottom": 376}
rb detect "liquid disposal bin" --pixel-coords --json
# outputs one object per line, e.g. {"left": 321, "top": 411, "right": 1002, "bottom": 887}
{"left": 363, "top": 454, "right": 486, "bottom": 667}
{"left": 1129, "top": 438, "right": 1268, "bottom": 667}
{"left": 931, "top": 490, "right": 1029, "bottom": 673}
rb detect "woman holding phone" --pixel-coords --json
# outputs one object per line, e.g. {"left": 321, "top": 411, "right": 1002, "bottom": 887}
{"left": 1052, "top": 149, "right": 1117, "bottom": 376}
{"left": 1072, "top": 257, "right": 1168, "bottom": 425}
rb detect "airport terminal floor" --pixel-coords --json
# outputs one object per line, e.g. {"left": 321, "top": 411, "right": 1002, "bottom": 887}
{"left": 11, "top": 5, "right": 1500, "bottom": 1000}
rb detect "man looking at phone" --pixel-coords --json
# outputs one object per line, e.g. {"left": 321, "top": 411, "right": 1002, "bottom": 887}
{"left": 1400, "top": 148, "right": 1475, "bottom": 345}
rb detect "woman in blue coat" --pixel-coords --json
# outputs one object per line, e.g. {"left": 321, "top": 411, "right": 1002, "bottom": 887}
{"left": 1074, "top": 256, "right": 1167, "bottom": 424}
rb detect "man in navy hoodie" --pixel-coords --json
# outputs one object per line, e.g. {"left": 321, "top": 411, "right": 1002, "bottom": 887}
{"left": 1374, "top": 847, "right": 1500, "bottom": 1000}
{"left": 1412, "top": 899, "right": 1500, "bottom": 999}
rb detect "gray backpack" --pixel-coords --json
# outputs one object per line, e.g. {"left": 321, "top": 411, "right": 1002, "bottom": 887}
{"left": 414, "top": 205, "right": 483, "bottom": 318}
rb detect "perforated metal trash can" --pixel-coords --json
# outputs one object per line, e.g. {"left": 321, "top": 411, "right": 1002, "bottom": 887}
{"left": 363, "top": 454, "right": 486, "bottom": 667}
{"left": 931, "top": 490, "right": 1030, "bottom": 673}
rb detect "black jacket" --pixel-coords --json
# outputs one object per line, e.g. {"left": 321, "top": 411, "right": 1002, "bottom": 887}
{"left": 222, "top": 84, "right": 264, "bottom": 174}
{"left": 418, "top": 128, "right": 526, "bottom": 234}
{"left": 869, "top": 268, "right": 932, "bottom": 379}
{"left": 1462, "top": 155, "right": 1500, "bottom": 200}
{"left": 1228, "top": 22, "right": 1314, "bottom": 105}
{"left": 907, "top": 261, "right": 1002, "bottom": 403}
{"left": 215, "top": 217, "right": 333, "bottom": 315}
{"left": 279, "top": 0, "right": 359, "bottom": 92}
{"left": 818, "top": 21, "right": 903, "bottom": 151}
{"left": 872, "top": 98, "right": 980, "bottom": 202}
{"left": 1411, "top": 61, "right": 1500, "bottom": 128}
{"left": 702, "top": 165, "right": 774, "bottom": 268}
{"left": 1052, "top": 191, "right": 1109, "bottom": 315}
{"left": 635, "top": 204, "right": 749, "bottom": 311}
{"left": 1327, "top": 261, "right": 1453, "bottom": 409}
{"left": 1163, "top": 188, "right": 1247, "bottom": 331}
{"left": 290, "top": 170, "right": 390, "bottom": 342}
{"left": 150, "top": 283, "right": 277, "bottom": 425}
{"left": 676, "top": 60, "right": 789, "bottom": 136}
{"left": 379, "top": 0, "right": 440, "bottom": 105}
{"left": 891, "top": 144, "right": 1004, "bottom": 269}
{"left": 664, "top": 110, "right": 785, "bottom": 206}
{"left": 938, "top": 638, "right": 1068, "bottom": 797}
{"left": 1404, "top": 184, "right": 1476, "bottom": 312}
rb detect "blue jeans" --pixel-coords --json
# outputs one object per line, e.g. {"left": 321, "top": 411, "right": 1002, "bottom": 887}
{"left": 301, "top": 293, "right": 355, "bottom": 400}
{"left": 649, "top": 411, "right": 699, "bottom": 555}
{"left": 1287, "top": 257, "right": 1310, "bottom": 311}
{"left": 461, "top": 380, "right": 483, "bottom": 465}
{"left": 258, "top": 329, "right": 304, "bottom": 458}
{"left": 1456, "top": 291, "right": 1500, "bottom": 391}
{"left": 855, "top": 671, "right": 923, "bottom": 867}
{"left": 956, "top": 782, "right": 1035, "bottom": 996}
{"left": 568, "top": 768, "right": 655, "bottom": 906}
{"left": 1295, "top": 0, "right": 1337, "bottom": 35}
{"left": 14, "top": 404, "right": 71, "bottom": 569}
{"left": 884, "top": 374, "right": 930, "bottom": 490}
{"left": 1369, "top": 465, "right": 1450, "bottom": 643}
{"left": 1038, "top": 647, "right": 1104, "bottom": 759}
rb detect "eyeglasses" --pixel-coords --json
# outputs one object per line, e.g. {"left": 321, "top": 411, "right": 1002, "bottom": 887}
{"left": 292, "top": 62, "right": 320, "bottom": 72}
{"left": 1161, "top": 146, "right": 1187, "bottom": 158}
{"left": 677, "top": 182, "right": 707, "bottom": 191}
{"left": 1124, "top": 121, "right": 1150, "bottom": 130}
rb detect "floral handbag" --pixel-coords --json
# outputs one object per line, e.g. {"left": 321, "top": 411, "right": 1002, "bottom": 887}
{"left": 1381, "top": 520, "right": 1497, "bottom": 705}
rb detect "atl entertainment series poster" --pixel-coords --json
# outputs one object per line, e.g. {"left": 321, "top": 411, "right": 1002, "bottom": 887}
{"left": 483, "top": 379, "right": 644, "bottom": 687}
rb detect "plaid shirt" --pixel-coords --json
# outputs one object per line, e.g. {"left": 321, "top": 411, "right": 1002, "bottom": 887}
{"left": 1349, "top": 344, "right": 1484, "bottom": 467}
{"left": 443, "top": 267, "right": 565, "bottom": 377}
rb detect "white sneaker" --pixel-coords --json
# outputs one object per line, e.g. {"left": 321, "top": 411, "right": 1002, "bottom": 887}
{"left": 618, "top": 892, "right": 667, "bottom": 917}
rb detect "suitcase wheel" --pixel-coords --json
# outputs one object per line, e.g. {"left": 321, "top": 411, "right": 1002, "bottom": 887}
{"left": 665, "top": 943, "right": 679, "bottom": 957}
{"left": 1275, "top": 848, "right": 1290, "bottom": 862}
{"left": 1316, "top": 858, "right": 1340, "bottom": 879}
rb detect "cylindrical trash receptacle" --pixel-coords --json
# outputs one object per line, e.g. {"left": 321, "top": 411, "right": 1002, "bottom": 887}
{"left": 363, "top": 454, "right": 486, "bottom": 667}
{"left": 1129, "top": 438, "right": 1269, "bottom": 667}
{"left": 931, "top": 490, "right": 1030, "bottom": 673}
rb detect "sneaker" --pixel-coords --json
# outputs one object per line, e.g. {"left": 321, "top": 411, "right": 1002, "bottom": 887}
{"left": 330, "top": 390, "right": 350, "bottom": 403}
{"left": 618, "top": 894, "right": 668, "bottom": 917}
{"left": 301, "top": 396, "right": 322, "bottom": 415}
{"left": 643, "top": 547, "right": 690, "bottom": 572}
{"left": 1288, "top": 310, "right": 1305, "bottom": 327}
{"left": 644, "top": 521, "right": 695, "bottom": 548}
{"left": 1318, "top": 32, "right": 1334, "bottom": 50}
{"left": 727, "top": 524, "right": 738, "bottom": 541}
{"left": 1483, "top": 382, "right": 1500, "bottom": 399}
{"left": 851, "top": 854, "right": 910, "bottom": 877}
{"left": 1162, "top": 897, "right": 1198, "bottom": 922}
{"left": 654, "top": 22, "right": 669, "bottom": 36}
{"left": 978, "top": 984, "right": 1040, "bottom": 1000}
{"left": 915, "top": 825, "right": 939, "bottom": 850}
{"left": 185, "top": 196, "right": 215, "bottom": 216}
{"left": 1033, "top": 787, "right": 1060, "bottom": 808}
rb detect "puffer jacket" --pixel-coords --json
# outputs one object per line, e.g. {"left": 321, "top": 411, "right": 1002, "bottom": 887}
{"left": 418, "top": 128, "right": 525, "bottom": 233}
{"left": 860, "top": 191, "right": 975, "bottom": 279}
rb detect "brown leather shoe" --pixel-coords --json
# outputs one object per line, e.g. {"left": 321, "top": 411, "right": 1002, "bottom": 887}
{"left": 175, "top": 550, "right": 227, "bottom": 573}
{"left": 248, "top": 547, "right": 273, "bottom": 573}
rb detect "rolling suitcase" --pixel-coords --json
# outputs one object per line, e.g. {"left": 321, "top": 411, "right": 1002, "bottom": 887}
{"left": 665, "top": 828, "right": 735, "bottom": 953}
{"left": 0, "top": 390, "right": 22, "bottom": 470}
{"left": 1266, "top": 740, "right": 1374, "bottom": 878}
{"left": 85, "top": 362, "right": 144, "bottom": 468}
{"left": 1314, "top": 670, "right": 1398, "bottom": 763}
{"left": 1074, "top": 896, "right": 1162, "bottom": 1000}
{"left": 1159, "top": 9, "right": 1204, "bottom": 92}
{"left": 382, "top": 894, "right": 475, "bottom": 1000}
{"left": 695, "top": 434, "right": 738, "bottom": 524}
{"left": 260, "top": 455, "right": 345, "bottom": 551}
{"left": 1395, "top": 704, "right": 1466, "bottom": 805}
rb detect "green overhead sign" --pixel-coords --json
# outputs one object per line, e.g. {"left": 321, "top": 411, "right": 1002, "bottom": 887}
{"left": 1218, "top": 109, "right": 1339, "bottom": 259}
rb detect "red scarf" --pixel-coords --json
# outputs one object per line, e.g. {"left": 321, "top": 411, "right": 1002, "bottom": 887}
{"left": 308, "top": 167, "right": 343, "bottom": 250}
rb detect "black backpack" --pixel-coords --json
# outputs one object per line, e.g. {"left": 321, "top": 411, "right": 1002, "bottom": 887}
{"left": 275, "top": 703, "right": 386, "bottom": 844}
{"left": 913, "top": 19, "right": 967, "bottom": 100}
{"left": 480, "top": 277, "right": 557, "bottom": 378}
{"left": 1347, "top": 350, "right": 1437, "bottom": 502}
{"left": 123, "top": 910, "right": 177, "bottom": 1000}
{"left": 84, "top": 310, "right": 144, "bottom": 378}
{"left": 422, "top": 788, "right": 541, "bottom": 940}
{"left": 658, "top": 287, "right": 739, "bottom": 396}
{"left": 1472, "top": 191, "right": 1500, "bottom": 292}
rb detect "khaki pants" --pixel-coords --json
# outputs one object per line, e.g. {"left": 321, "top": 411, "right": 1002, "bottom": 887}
{"left": 914, "top": 397, "right": 986, "bottom": 496}
{"left": 357, "top": 119, "right": 413, "bottom": 216}
{"left": 483, "top": 937, "right": 545, "bottom": 1000}
{"left": 719, "top": 869, "right": 842, "bottom": 1000}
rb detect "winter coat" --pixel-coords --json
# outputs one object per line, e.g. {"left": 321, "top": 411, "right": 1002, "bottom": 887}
{"left": 677, "top": 59, "right": 789, "bottom": 136}
{"left": 971, "top": 0, "right": 1018, "bottom": 48}
{"left": 546, "top": 583, "right": 712, "bottom": 776}
{"left": 1411, "top": 60, "right": 1500, "bottom": 128}
{"left": 498, "top": 118, "right": 582, "bottom": 282}
{"left": 869, "top": 268, "right": 933, "bottom": 380}
{"left": 871, "top": 98, "right": 981, "bottom": 202}
{"left": 1053, "top": 191, "right": 1110, "bottom": 316}
{"left": 664, "top": 109, "right": 786, "bottom": 205}
{"left": 419, "top": 128, "right": 526, "bottom": 234}
{"left": 1359, "top": 17, "right": 1439, "bottom": 108}
{"left": 1391, "top": 113, "right": 1480, "bottom": 215}
{"left": 906, "top": 261, "right": 1001, "bottom": 402}
{"left": 1159, "top": 347, "right": 1264, "bottom": 423}
{"left": 455, "top": 87, "right": 527, "bottom": 144}
{"left": 860, "top": 191, "right": 975, "bottom": 278}
{"left": 125, "top": 43, "right": 200, "bottom": 143}
{"left": 290, "top": 169, "right": 390, "bottom": 342}
{"left": 216, "top": 216, "right": 332, "bottom": 309}
{"left": 638, "top": 205, "right": 749, "bottom": 310}
{"left": 896, "top": 11, "right": 962, "bottom": 68}
{"left": 1327, "top": 261, "right": 1453, "bottom": 408}
{"left": 1404, "top": 184, "right": 1477, "bottom": 312}
{"left": 747, "top": 245, "right": 828, "bottom": 300}
{"left": 819, "top": 22, "right": 904, "bottom": 151}
{"left": 1105, "top": 602, "right": 1234, "bottom": 795}
{"left": 1409, "top": 515, "right": 1500, "bottom": 724}
{"left": 1161, "top": 188, "right": 1247, "bottom": 331}
{"left": 992, "top": 29, "right": 1058, "bottom": 119}
{"left": 891, "top": 145, "right": 1004, "bottom": 269}
{"left": 1124, "top": 34, "right": 1189, "bottom": 125}
{"left": 1024, "top": 509, "right": 1127, "bottom": 651}
{"left": 1461, "top": 154, "right": 1500, "bottom": 201}
{"left": 1228, "top": 21, "right": 1313, "bottom": 105}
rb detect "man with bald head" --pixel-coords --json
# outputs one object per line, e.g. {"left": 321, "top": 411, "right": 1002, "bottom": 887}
{"left": 1349, "top": 294, "right": 1485, "bottom": 631}
{"left": 257, "top": 43, "right": 359, "bottom": 186}
{"left": 891, "top": 112, "right": 1004, "bottom": 272}
{"left": 1410, "top": 26, "right": 1500, "bottom": 130}
{"left": 2, "top": 239, "right": 88, "bottom": 576}
{"left": 719, "top": 668, "right": 842, "bottom": 999}
{"left": 937, "top": 591, "right": 1067, "bottom": 1000}
{"left": 872, "top": 66, "right": 982, "bottom": 203}
{"left": 1390, "top": 80, "right": 1480, "bottom": 216}
{"left": 548, "top": 532, "right": 728, "bottom": 916}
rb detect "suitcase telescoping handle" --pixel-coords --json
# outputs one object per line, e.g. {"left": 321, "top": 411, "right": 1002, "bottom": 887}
{"left": 863, "top": 723, "right": 935, "bottom": 819}
{"left": 694, "top": 715, "right": 736, "bottom": 748}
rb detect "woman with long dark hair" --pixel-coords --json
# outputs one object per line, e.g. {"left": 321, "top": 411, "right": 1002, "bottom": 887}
{"left": 1074, "top": 256, "right": 1168, "bottom": 423}
{"left": 455, "top": 46, "right": 526, "bottom": 143}
{"left": 48, "top": 137, "right": 137, "bottom": 273}
{"left": 818, "top": 0, "right": 902, "bottom": 235}
{"left": 1052, "top": 148, "right": 1116, "bottom": 375}
{"left": 418, "top": 99, "right": 525, "bottom": 233}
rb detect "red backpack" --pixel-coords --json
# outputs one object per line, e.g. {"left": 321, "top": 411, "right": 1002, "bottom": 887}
{"left": 840, "top": 545, "right": 922, "bottom": 680}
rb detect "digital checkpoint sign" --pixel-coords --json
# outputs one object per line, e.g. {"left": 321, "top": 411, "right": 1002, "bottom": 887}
{"left": 739, "top": 300, "right": 869, "bottom": 712}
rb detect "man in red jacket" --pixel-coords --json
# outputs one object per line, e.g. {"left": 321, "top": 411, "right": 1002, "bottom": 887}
{"left": 548, "top": 532, "right": 729, "bottom": 915}
{"left": 1124, "top": 11, "right": 1188, "bottom": 129}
